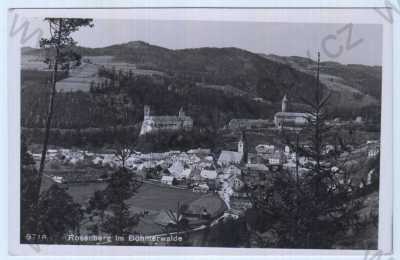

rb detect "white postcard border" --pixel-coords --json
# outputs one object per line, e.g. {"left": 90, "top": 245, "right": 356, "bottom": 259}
{"left": 7, "top": 6, "right": 395, "bottom": 257}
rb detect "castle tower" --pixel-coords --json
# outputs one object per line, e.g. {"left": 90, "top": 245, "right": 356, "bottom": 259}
{"left": 178, "top": 107, "right": 185, "bottom": 118}
{"left": 144, "top": 105, "right": 151, "bottom": 119}
{"left": 282, "top": 94, "right": 288, "bottom": 112}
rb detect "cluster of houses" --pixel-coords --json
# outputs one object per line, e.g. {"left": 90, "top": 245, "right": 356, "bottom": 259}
{"left": 29, "top": 133, "right": 380, "bottom": 215}
{"left": 30, "top": 135, "right": 292, "bottom": 209}
{"left": 33, "top": 135, "right": 379, "bottom": 207}
{"left": 29, "top": 91, "right": 380, "bottom": 214}
{"left": 122, "top": 134, "right": 311, "bottom": 209}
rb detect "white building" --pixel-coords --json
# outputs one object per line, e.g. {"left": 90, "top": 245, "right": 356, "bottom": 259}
{"left": 256, "top": 144, "right": 275, "bottom": 154}
{"left": 222, "top": 165, "right": 241, "bottom": 176}
{"left": 217, "top": 135, "right": 244, "bottom": 166}
{"left": 161, "top": 175, "right": 174, "bottom": 185}
{"left": 140, "top": 105, "right": 193, "bottom": 135}
{"left": 200, "top": 170, "right": 218, "bottom": 180}
{"left": 368, "top": 145, "right": 380, "bottom": 158}
{"left": 193, "top": 183, "right": 209, "bottom": 193}
{"left": 217, "top": 151, "right": 243, "bottom": 166}
{"left": 274, "top": 94, "right": 310, "bottom": 129}
{"left": 355, "top": 116, "right": 364, "bottom": 124}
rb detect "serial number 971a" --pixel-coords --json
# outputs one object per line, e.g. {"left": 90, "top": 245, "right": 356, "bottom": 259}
{"left": 24, "top": 233, "right": 48, "bottom": 241}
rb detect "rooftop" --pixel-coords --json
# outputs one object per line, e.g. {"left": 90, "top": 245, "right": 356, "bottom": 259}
{"left": 274, "top": 112, "right": 310, "bottom": 117}
{"left": 246, "top": 163, "right": 270, "bottom": 172}
{"left": 146, "top": 115, "right": 193, "bottom": 122}
{"left": 218, "top": 151, "right": 243, "bottom": 165}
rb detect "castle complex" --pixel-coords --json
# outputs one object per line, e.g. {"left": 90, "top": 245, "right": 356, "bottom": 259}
{"left": 139, "top": 105, "right": 194, "bottom": 135}
{"left": 274, "top": 94, "right": 309, "bottom": 129}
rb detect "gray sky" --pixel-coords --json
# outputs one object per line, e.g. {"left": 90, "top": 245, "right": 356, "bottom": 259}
{"left": 28, "top": 19, "right": 383, "bottom": 66}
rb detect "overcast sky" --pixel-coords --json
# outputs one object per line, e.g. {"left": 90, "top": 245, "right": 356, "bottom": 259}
{"left": 26, "top": 19, "right": 383, "bottom": 66}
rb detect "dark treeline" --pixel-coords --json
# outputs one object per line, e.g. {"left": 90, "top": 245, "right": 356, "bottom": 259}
{"left": 22, "top": 69, "right": 277, "bottom": 130}
{"left": 21, "top": 66, "right": 381, "bottom": 151}
{"left": 22, "top": 125, "right": 139, "bottom": 150}
{"left": 22, "top": 69, "right": 380, "bottom": 131}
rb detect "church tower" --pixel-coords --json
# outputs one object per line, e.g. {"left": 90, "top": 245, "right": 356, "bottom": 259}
{"left": 238, "top": 131, "right": 248, "bottom": 164}
{"left": 238, "top": 134, "right": 244, "bottom": 154}
{"left": 178, "top": 107, "right": 185, "bottom": 118}
{"left": 282, "top": 94, "right": 288, "bottom": 112}
{"left": 144, "top": 105, "right": 151, "bottom": 119}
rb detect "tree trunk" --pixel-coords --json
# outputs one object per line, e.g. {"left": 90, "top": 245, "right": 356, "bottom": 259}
{"left": 38, "top": 53, "right": 58, "bottom": 179}
{"left": 34, "top": 19, "right": 62, "bottom": 239}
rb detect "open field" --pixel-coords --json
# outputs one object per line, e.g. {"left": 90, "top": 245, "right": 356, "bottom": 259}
{"left": 41, "top": 175, "right": 224, "bottom": 235}
{"left": 41, "top": 176, "right": 106, "bottom": 205}
{"left": 41, "top": 176, "right": 202, "bottom": 210}
{"left": 126, "top": 183, "right": 202, "bottom": 211}
{"left": 23, "top": 53, "right": 166, "bottom": 93}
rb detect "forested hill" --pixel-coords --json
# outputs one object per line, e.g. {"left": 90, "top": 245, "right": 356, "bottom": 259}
{"left": 21, "top": 41, "right": 382, "bottom": 133}
{"left": 262, "top": 54, "right": 382, "bottom": 101}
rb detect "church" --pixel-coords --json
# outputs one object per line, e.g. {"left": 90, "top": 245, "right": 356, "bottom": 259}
{"left": 274, "top": 94, "right": 309, "bottom": 129}
{"left": 217, "top": 133, "right": 246, "bottom": 166}
{"left": 139, "top": 105, "right": 193, "bottom": 135}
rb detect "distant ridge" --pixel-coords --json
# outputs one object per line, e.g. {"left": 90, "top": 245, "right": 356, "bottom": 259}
{"left": 22, "top": 41, "right": 381, "bottom": 106}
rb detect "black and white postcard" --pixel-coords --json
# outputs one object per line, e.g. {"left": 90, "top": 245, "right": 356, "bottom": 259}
{"left": 7, "top": 7, "right": 394, "bottom": 256}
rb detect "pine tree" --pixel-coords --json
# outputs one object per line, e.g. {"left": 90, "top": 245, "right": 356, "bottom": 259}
{"left": 87, "top": 168, "right": 142, "bottom": 239}
{"left": 101, "top": 202, "right": 140, "bottom": 237}
{"left": 20, "top": 138, "right": 39, "bottom": 243}
{"left": 36, "top": 184, "right": 82, "bottom": 242}
{"left": 36, "top": 18, "right": 93, "bottom": 224}
{"left": 246, "top": 53, "right": 362, "bottom": 248}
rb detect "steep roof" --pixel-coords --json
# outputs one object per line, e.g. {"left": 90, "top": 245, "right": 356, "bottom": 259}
{"left": 168, "top": 161, "right": 185, "bottom": 176}
{"left": 218, "top": 151, "right": 243, "bottom": 165}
